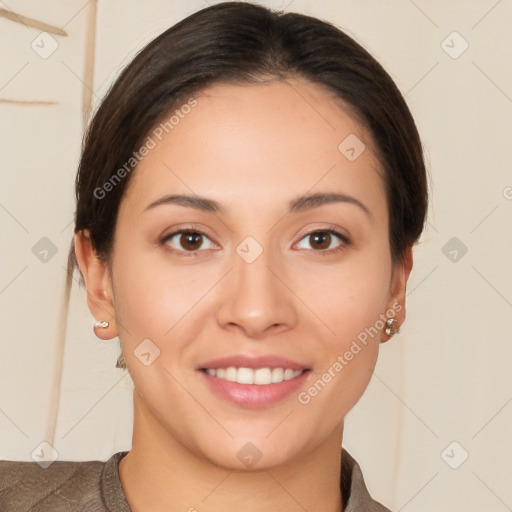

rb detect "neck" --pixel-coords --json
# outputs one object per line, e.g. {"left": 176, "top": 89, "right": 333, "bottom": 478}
{"left": 119, "top": 391, "right": 344, "bottom": 512}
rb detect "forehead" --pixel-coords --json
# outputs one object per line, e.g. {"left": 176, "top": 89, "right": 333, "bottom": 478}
{"left": 120, "top": 79, "right": 385, "bottom": 217}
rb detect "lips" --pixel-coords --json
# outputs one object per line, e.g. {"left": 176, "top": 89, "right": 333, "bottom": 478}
{"left": 198, "top": 354, "right": 308, "bottom": 371}
{"left": 197, "top": 354, "right": 311, "bottom": 408}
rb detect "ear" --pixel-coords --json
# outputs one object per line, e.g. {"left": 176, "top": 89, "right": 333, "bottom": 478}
{"left": 74, "top": 230, "right": 117, "bottom": 340}
{"left": 382, "top": 246, "right": 413, "bottom": 342}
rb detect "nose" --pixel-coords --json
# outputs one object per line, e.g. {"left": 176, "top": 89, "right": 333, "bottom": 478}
{"left": 215, "top": 247, "right": 298, "bottom": 339}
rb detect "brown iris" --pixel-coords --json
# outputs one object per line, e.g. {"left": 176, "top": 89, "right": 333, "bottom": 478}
{"left": 180, "top": 232, "right": 203, "bottom": 251}
{"left": 309, "top": 232, "right": 332, "bottom": 250}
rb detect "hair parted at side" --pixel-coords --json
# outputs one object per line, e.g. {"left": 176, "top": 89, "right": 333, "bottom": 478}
{"left": 67, "top": 0, "right": 428, "bottom": 288}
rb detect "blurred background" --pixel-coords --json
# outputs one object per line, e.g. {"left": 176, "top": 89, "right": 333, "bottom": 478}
{"left": 0, "top": 1, "right": 511, "bottom": 510}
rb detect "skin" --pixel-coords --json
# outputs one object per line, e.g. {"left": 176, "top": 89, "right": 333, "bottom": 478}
{"left": 75, "top": 78, "right": 413, "bottom": 512}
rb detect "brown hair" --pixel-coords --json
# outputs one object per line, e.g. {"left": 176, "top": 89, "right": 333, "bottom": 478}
{"left": 67, "top": 1, "right": 428, "bottom": 286}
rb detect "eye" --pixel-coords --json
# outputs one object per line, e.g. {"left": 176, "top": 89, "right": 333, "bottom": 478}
{"left": 161, "top": 229, "right": 216, "bottom": 255}
{"left": 160, "top": 228, "right": 349, "bottom": 257}
{"left": 295, "top": 229, "right": 349, "bottom": 254}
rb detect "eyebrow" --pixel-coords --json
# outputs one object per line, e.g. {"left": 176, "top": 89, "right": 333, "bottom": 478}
{"left": 144, "top": 192, "right": 372, "bottom": 218}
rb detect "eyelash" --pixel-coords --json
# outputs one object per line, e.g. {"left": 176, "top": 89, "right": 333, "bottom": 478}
{"left": 159, "top": 228, "right": 350, "bottom": 258}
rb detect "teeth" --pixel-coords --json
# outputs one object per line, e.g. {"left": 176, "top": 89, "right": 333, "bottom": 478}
{"left": 225, "top": 366, "right": 237, "bottom": 382}
{"left": 204, "top": 367, "right": 303, "bottom": 385}
{"left": 254, "top": 368, "right": 271, "bottom": 385}
{"left": 271, "top": 367, "right": 284, "bottom": 383}
{"left": 284, "top": 368, "right": 295, "bottom": 381}
{"left": 237, "top": 367, "right": 254, "bottom": 384}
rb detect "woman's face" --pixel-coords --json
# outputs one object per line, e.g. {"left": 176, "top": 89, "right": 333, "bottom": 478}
{"left": 80, "top": 78, "right": 410, "bottom": 469}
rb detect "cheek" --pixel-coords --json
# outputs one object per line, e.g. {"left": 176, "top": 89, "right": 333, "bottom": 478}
{"left": 308, "top": 253, "right": 392, "bottom": 345}
{"left": 297, "top": 252, "right": 391, "bottom": 407}
{"left": 111, "top": 247, "right": 208, "bottom": 338}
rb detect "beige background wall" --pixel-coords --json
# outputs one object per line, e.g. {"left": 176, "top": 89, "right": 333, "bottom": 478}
{"left": 1, "top": 1, "right": 511, "bottom": 510}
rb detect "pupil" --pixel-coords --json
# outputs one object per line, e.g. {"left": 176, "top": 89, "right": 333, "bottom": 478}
{"left": 312, "top": 232, "right": 330, "bottom": 250}
{"left": 182, "top": 233, "right": 201, "bottom": 250}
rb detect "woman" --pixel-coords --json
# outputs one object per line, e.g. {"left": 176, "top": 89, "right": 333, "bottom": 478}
{"left": 0, "top": 2, "right": 427, "bottom": 511}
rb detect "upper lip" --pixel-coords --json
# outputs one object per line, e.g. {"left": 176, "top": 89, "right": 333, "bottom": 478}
{"left": 198, "top": 354, "right": 309, "bottom": 371}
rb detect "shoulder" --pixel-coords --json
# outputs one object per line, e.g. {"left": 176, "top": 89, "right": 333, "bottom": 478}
{"left": 0, "top": 456, "right": 107, "bottom": 511}
{"left": 341, "top": 448, "right": 393, "bottom": 512}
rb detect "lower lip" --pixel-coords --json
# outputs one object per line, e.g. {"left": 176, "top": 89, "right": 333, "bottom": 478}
{"left": 199, "top": 370, "right": 311, "bottom": 408}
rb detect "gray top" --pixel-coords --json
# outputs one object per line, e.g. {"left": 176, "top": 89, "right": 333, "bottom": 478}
{"left": 0, "top": 448, "right": 391, "bottom": 511}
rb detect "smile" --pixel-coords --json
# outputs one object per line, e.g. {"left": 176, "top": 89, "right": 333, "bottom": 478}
{"left": 203, "top": 367, "right": 304, "bottom": 385}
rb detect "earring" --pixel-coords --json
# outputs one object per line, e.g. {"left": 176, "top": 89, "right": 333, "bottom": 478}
{"left": 92, "top": 319, "right": 125, "bottom": 368}
{"left": 384, "top": 318, "right": 400, "bottom": 337}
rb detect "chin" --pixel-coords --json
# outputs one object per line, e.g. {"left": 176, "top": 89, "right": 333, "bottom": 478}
{"left": 187, "top": 423, "right": 318, "bottom": 472}
{"left": 203, "top": 440, "right": 303, "bottom": 472}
